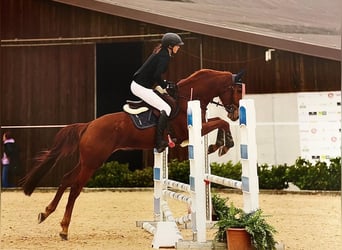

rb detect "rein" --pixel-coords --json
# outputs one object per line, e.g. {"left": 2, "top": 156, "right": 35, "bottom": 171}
{"left": 209, "top": 100, "right": 235, "bottom": 114}
{"left": 175, "top": 79, "right": 241, "bottom": 115}
{"left": 177, "top": 92, "right": 235, "bottom": 114}
{"left": 210, "top": 83, "right": 241, "bottom": 114}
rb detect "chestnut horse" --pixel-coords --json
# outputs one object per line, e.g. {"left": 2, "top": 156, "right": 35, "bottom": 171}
{"left": 21, "top": 68, "right": 243, "bottom": 240}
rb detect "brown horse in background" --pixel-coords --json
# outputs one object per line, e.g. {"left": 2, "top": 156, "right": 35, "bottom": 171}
{"left": 21, "top": 68, "right": 243, "bottom": 240}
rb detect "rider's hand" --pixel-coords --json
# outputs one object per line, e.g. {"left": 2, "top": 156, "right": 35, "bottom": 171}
{"left": 166, "top": 81, "right": 176, "bottom": 90}
{"left": 155, "top": 85, "right": 168, "bottom": 94}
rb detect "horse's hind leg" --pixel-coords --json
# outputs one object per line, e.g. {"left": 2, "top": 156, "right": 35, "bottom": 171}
{"left": 59, "top": 167, "right": 96, "bottom": 240}
{"left": 38, "top": 166, "right": 80, "bottom": 224}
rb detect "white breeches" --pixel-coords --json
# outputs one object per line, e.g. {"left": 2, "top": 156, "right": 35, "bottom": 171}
{"left": 131, "top": 81, "right": 171, "bottom": 116}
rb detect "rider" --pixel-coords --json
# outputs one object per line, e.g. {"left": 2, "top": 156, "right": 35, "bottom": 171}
{"left": 130, "top": 33, "right": 184, "bottom": 153}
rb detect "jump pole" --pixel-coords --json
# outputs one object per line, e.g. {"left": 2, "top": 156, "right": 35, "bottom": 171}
{"left": 187, "top": 100, "right": 207, "bottom": 242}
{"left": 150, "top": 148, "right": 183, "bottom": 249}
{"left": 239, "top": 99, "right": 259, "bottom": 212}
{"left": 139, "top": 150, "right": 167, "bottom": 241}
{"left": 152, "top": 149, "right": 168, "bottom": 221}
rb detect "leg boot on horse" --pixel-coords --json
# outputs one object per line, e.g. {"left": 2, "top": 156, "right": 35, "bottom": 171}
{"left": 218, "top": 129, "right": 234, "bottom": 156}
{"left": 208, "top": 128, "right": 235, "bottom": 156}
{"left": 155, "top": 110, "right": 169, "bottom": 153}
{"left": 208, "top": 128, "right": 225, "bottom": 154}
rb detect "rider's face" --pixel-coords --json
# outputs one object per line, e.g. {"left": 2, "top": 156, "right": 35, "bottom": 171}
{"left": 172, "top": 45, "right": 180, "bottom": 54}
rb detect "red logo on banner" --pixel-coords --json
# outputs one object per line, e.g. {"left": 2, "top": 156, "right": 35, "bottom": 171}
{"left": 311, "top": 128, "right": 317, "bottom": 134}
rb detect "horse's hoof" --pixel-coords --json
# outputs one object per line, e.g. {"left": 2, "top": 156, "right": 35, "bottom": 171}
{"left": 38, "top": 213, "right": 46, "bottom": 224}
{"left": 208, "top": 144, "right": 219, "bottom": 154}
{"left": 59, "top": 232, "right": 68, "bottom": 240}
{"left": 218, "top": 146, "right": 228, "bottom": 156}
{"left": 227, "top": 140, "right": 234, "bottom": 148}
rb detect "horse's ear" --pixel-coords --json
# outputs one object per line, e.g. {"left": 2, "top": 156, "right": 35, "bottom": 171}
{"left": 233, "top": 69, "right": 245, "bottom": 83}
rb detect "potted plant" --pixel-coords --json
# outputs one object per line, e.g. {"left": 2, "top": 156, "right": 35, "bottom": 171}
{"left": 212, "top": 194, "right": 277, "bottom": 250}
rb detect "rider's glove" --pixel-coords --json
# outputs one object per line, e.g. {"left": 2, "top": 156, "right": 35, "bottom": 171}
{"left": 166, "top": 81, "right": 176, "bottom": 90}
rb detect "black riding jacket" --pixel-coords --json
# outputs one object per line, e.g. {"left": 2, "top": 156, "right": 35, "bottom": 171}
{"left": 133, "top": 47, "right": 170, "bottom": 89}
{"left": 3, "top": 141, "right": 20, "bottom": 169}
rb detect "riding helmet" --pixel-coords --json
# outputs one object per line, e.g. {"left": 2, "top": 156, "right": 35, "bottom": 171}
{"left": 161, "top": 33, "right": 184, "bottom": 47}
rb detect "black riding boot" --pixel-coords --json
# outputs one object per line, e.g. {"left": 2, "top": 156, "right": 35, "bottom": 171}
{"left": 155, "top": 110, "right": 169, "bottom": 153}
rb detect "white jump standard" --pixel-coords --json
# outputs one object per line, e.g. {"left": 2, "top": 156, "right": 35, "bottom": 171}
{"left": 203, "top": 99, "right": 259, "bottom": 213}
{"left": 140, "top": 99, "right": 259, "bottom": 249}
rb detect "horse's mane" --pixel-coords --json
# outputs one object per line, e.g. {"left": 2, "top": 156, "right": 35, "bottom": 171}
{"left": 176, "top": 69, "right": 229, "bottom": 87}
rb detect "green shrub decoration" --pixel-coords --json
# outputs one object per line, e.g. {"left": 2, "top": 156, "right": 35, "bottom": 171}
{"left": 86, "top": 161, "right": 153, "bottom": 187}
{"left": 168, "top": 159, "right": 190, "bottom": 183}
{"left": 211, "top": 161, "right": 242, "bottom": 182}
{"left": 87, "top": 157, "right": 341, "bottom": 190}
{"left": 258, "top": 163, "right": 289, "bottom": 190}
{"left": 287, "top": 157, "right": 341, "bottom": 190}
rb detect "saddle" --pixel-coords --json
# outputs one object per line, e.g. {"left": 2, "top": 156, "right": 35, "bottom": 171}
{"left": 123, "top": 87, "right": 177, "bottom": 129}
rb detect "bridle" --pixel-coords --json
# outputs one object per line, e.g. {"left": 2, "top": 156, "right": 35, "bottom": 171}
{"left": 210, "top": 100, "right": 236, "bottom": 114}
{"left": 210, "top": 83, "right": 242, "bottom": 114}
{"left": 168, "top": 80, "right": 242, "bottom": 116}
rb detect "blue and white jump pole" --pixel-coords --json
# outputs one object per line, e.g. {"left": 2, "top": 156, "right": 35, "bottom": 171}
{"left": 152, "top": 149, "right": 168, "bottom": 221}
{"left": 239, "top": 99, "right": 259, "bottom": 212}
{"left": 187, "top": 100, "right": 207, "bottom": 242}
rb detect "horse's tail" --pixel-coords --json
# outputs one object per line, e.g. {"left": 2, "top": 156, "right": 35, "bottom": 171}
{"left": 21, "top": 123, "right": 89, "bottom": 196}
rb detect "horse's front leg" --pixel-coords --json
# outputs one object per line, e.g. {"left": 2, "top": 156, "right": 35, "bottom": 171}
{"left": 202, "top": 118, "right": 234, "bottom": 156}
{"left": 217, "top": 128, "right": 234, "bottom": 156}
{"left": 207, "top": 128, "right": 224, "bottom": 154}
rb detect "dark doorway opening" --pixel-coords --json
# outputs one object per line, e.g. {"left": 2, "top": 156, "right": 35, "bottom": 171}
{"left": 96, "top": 42, "right": 144, "bottom": 170}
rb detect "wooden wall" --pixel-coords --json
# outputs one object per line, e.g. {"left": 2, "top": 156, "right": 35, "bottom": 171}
{"left": 199, "top": 37, "right": 341, "bottom": 93}
{"left": 0, "top": 0, "right": 198, "bottom": 186}
{"left": 1, "top": 44, "right": 95, "bottom": 186}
